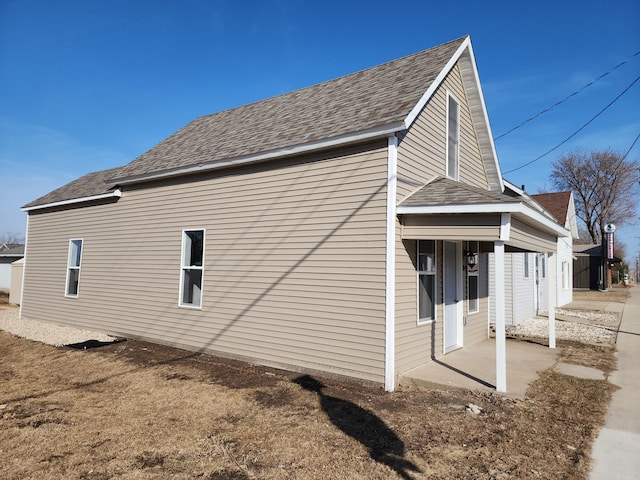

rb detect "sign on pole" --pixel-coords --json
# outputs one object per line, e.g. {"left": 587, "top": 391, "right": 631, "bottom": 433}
{"left": 605, "top": 224, "right": 616, "bottom": 260}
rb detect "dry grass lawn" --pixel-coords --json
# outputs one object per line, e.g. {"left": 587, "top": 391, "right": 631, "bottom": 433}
{"left": 0, "top": 299, "right": 617, "bottom": 480}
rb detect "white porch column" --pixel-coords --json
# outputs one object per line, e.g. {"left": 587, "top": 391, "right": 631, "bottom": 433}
{"left": 548, "top": 252, "right": 557, "bottom": 349}
{"left": 384, "top": 135, "right": 398, "bottom": 392}
{"left": 494, "top": 240, "right": 507, "bottom": 393}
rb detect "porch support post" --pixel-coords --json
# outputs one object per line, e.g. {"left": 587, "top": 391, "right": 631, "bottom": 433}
{"left": 548, "top": 252, "right": 557, "bottom": 349}
{"left": 384, "top": 134, "right": 398, "bottom": 392}
{"left": 494, "top": 240, "right": 507, "bottom": 393}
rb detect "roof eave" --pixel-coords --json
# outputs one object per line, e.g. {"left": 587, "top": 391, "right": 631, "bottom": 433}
{"left": 397, "top": 201, "right": 569, "bottom": 237}
{"left": 108, "top": 121, "right": 406, "bottom": 186}
{"left": 22, "top": 189, "right": 122, "bottom": 212}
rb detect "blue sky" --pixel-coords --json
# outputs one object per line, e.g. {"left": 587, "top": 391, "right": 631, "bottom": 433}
{"left": 1, "top": 0, "right": 639, "bottom": 259}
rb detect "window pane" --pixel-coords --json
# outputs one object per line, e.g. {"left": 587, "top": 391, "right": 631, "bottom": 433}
{"left": 184, "top": 230, "right": 204, "bottom": 267}
{"left": 419, "top": 274, "right": 435, "bottom": 320}
{"left": 182, "top": 269, "right": 202, "bottom": 306}
{"left": 447, "top": 96, "right": 459, "bottom": 178}
{"left": 418, "top": 240, "right": 435, "bottom": 273}
{"left": 67, "top": 269, "right": 79, "bottom": 296}
{"left": 69, "top": 239, "right": 82, "bottom": 267}
{"left": 468, "top": 275, "right": 478, "bottom": 312}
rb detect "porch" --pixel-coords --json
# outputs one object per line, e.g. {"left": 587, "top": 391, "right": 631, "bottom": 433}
{"left": 396, "top": 177, "right": 568, "bottom": 393}
{"left": 398, "top": 337, "right": 560, "bottom": 398}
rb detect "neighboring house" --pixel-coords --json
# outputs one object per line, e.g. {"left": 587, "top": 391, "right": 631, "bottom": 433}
{"left": 19, "top": 36, "right": 567, "bottom": 392}
{"left": 0, "top": 245, "right": 24, "bottom": 293}
{"left": 532, "top": 191, "right": 578, "bottom": 306}
{"left": 487, "top": 186, "right": 576, "bottom": 325}
{"left": 573, "top": 244, "right": 604, "bottom": 290}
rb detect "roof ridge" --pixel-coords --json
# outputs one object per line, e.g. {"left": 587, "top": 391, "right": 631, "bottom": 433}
{"left": 194, "top": 35, "right": 471, "bottom": 123}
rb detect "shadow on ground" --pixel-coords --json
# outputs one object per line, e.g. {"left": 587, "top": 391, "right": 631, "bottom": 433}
{"left": 293, "top": 374, "right": 421, "bottom": 479}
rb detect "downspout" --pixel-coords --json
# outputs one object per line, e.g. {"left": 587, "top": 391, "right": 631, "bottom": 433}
{"left": 385, "top": 134, "right": 398, "bottom": 392}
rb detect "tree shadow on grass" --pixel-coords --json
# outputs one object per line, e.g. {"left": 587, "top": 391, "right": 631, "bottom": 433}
{"left": 293, "top": 375, "right": 421, "bottom": 479}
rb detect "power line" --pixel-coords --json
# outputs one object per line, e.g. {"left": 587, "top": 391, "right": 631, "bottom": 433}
{"left": 495, "top": 50, "right": 640, "bottom": 141}
{"left": 622, "top": 131, "right": 640, "bottom": 160}
{"left": 503, "top": 74, "right": 640, "bottom": 175}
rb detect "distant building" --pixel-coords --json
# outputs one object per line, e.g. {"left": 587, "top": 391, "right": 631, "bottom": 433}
{"left": 0, "top": 245, "right": 24, "bottom": 293}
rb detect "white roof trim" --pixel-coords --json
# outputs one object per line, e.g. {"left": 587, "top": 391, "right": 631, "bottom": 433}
{"left": 403, "top": 36, "right": 504, "bottom": 193}
{"left": 403, "top": 37, "right": 470, "bottom": 129}
{"left": 110, "top": 122, "right": 405, "bottom": 186}
{"left": 397, "top": 201, "right": 569, "bottom": 236}
{"left": 463, "top": 39, "right": 503, "bottom": 191}
{"left": 22, "top": 189, "right": 122, "bottom": 212}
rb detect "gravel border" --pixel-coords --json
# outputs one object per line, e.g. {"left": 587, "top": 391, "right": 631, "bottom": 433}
{"left": 0, "top": 307, "right": 119, "bottom": 347}
{"left": 0, "top": 303, "right": 620, "bottom": 348}
{"left": 511, "top": 316, "right": 616, "bottom": 344}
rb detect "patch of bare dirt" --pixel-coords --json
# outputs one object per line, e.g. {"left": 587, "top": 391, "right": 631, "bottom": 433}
{"left": 0, "top": 330, "right": 615, "bottom": 479}
{"left": 572, "top": 288, "right": 630, "bottom": 303}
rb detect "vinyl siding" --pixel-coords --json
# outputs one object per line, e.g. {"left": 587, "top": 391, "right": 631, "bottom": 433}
{"left": 489, "top": 252, "right": 536, "bottom": 326}
{"left": 464, "top": 252, "right": 489, "bottom": 346}
{"left": 396, "top": 63, "right": 488, "bottom": 198}
{"left": 21, "top": 141, "right": 389, "bottom": 383}
{"left": 509, "top": 218, "right": 557, "bottom": 252}
{"left": 401, "top": 214, "right": 502, "bottom": 240}
{"left": 394, "top": 62, "right": 489, "bottom": 375}
{"left": 556, "top": 237, "right": 573, "bottom": 306}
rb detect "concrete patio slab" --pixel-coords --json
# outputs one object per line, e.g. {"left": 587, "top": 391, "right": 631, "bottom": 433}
{"left": 399, "top": 338, "right": 560, "bottom": 398}
{"left": 555, "top": 362, "right": 605, "bottom": 380}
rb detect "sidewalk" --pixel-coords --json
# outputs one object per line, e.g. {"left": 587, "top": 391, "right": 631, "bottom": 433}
{"left": 590, "top": 285, "right": 640, "bottom": 479}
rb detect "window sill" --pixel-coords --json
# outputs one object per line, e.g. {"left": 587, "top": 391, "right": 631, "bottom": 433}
{"left": 417, "top": 319, "right": 435, "bottom": 326}
{"left": 178, "top": 304, "right": 202, "bottom": 310}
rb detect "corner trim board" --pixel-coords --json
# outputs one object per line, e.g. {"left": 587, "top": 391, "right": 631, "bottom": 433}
{"left": 385, "top": 135, "right": 398, "bottom": 392}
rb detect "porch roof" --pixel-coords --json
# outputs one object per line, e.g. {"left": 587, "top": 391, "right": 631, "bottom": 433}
{"left": 397, "top": 177, "right": 568, "bottom": 252}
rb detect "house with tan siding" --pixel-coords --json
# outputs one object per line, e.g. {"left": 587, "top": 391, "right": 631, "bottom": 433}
{"left": 19, "top": 36, "right": 568, "bottom": 392}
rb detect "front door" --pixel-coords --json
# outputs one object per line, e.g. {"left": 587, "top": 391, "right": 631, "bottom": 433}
{"left": 444, "top": 241, "right": 460, "bottom": 352}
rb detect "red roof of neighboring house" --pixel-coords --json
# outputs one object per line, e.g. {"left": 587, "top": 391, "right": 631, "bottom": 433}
{"left": 532, "top": 191, "right": 572, "bottom": 225}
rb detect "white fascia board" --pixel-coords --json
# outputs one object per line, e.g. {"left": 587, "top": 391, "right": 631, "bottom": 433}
{"left": 403, "top": 36, "right": 471, "bottom": 129}
{"left": 503, "top": 179, "right": 549, "bottom": 215}
{"left": 403, "top": 36, "right": 503, "bottom": 193}
{"left": 22, "top": 189, "right": 122, "bottom": 212}
{"left": 111, "top": 121, "right": 405, "bottom": 186}
{"left": 397, "top": 202, "right": 518, "bottom": 215}
{"left": 463, "top": 39, "right": 503, "bottom": 192}
{"left": 397, "top": 201, "right": 569, "bottom": 236}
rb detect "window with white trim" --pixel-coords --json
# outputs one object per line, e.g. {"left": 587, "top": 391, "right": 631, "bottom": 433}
{"left": 66, "top": 239, "right": 83, "bottom": 297}
{"left": 524, "top": 253, "right": 530, "bottom": 278}
{"left": 179, "top": 229, "right": 204, "bottom": 308}
{"left": 446, "top": 93, "right": 460, "bottom": 179}
{"left": 467, "top": 241, "right": 479, "bottom": 314}
{"left": 418, "top": 240, "right": 436, "bottom": 323}
{"left": 541, "top": 254, "right": 546, "bottom": 278}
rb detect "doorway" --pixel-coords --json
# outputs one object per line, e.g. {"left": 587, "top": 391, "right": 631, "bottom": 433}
{"left": 444, "top": 241, "right": 462, "bottom": 352}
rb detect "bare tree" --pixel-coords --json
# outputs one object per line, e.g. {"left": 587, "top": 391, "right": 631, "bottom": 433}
{"left": 550, "top": 149, "right": 640, "bottom": 244}
{"left": 0, "top": 233, "right": 25, "bottom": 246}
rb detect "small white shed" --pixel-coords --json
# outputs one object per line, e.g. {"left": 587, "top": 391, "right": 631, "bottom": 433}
{"left": 9, "top": 258, "right": 24, "bottom": 305}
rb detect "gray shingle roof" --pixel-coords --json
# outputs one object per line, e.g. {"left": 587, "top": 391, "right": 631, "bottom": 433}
{"left": 399, "top": 176, "right": 520, "bottom": 207}
{"left": 24, "top": 36, "right": 469, "bottom": 208}
{"left": 111, "top": 36, "right": 467, "bottom": 182}
{"left": 23, "top": 167, "right": 122, "bottom": 209}
{"left": 0, "top": 245, "right": 24, "bottom": 256}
